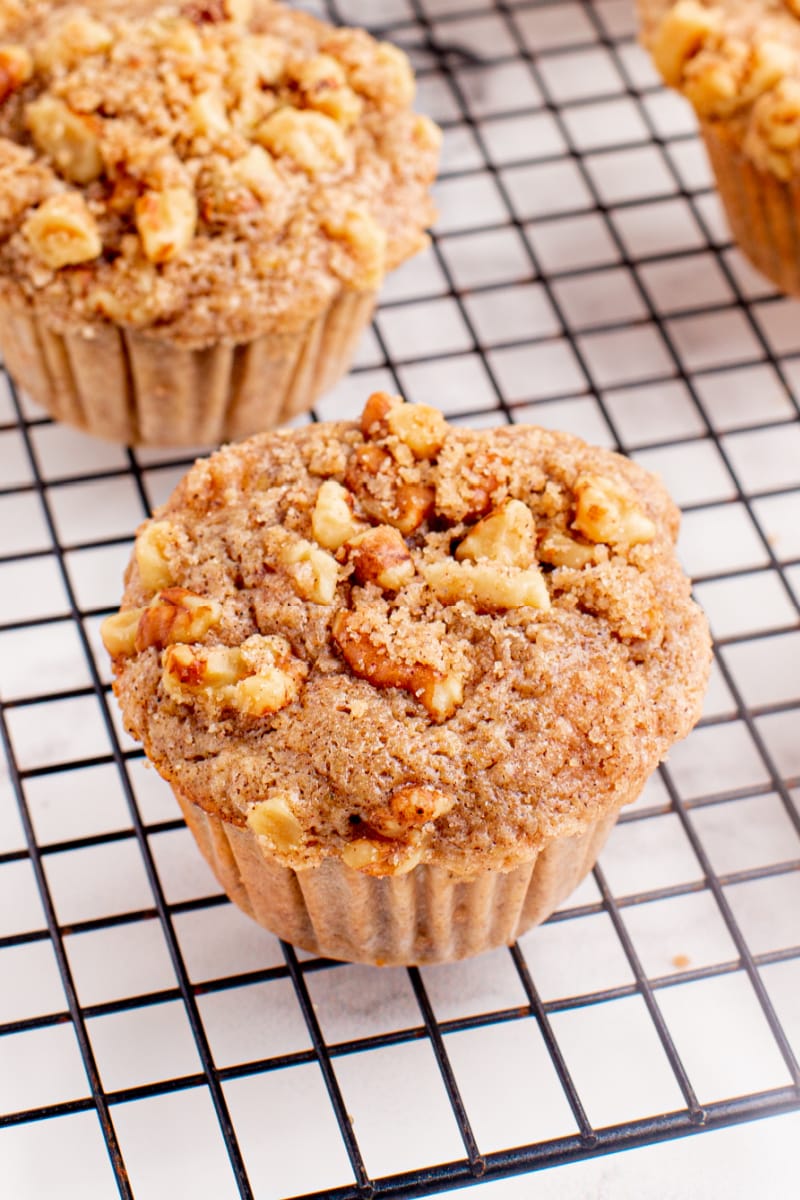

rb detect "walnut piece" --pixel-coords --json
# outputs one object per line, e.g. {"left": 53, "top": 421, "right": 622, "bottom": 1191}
{"left": 341, "top": 835, "right": 423, "bottom": 877}
{"left": 23, "top": 194, "right": 102, "bottom": 269}
{"left": 26, "top": 96, "right": 103, "bottom": 185}
{"left": 345, "top": 525, "right": 415, "bottom": 591}
{"left": 344, "top": 443, "right": 435, "bottom": 534}
{"left": 255, "top": 108, "right": 349, "bottom": 175}
{"left": 188, "top": 89, "right": 230, "bottom": 140}
{"left": 321, "top": 207, "right": 387, "bottom": 289}
{"left": 99, "top": 609, "right": 142, "bottom": 658}
{"left": 33, "top": 14, "right": 113, "bottom": 73}
{"left": 0, "top": 44, "right": 32, "bottom": 102}
{"left": 538, "top": 530, "right": 598, "bottom": 570}
{"left": 162, "top": 634, "right": 307, "bottom": 715}
{"left": 386, "top": 402, "right": 448, "bottom": 460}
{"left": 288, "top": 53, "right": 363, "bottom": 127}
{"left": 246, "top": 792, "right": 304, "bottom": 852}
{"left": 424, "top": 560, "right": 551, "bottom": 612}
{"left": 572, "top": 475, "right": 656, "bottom": 547}
{"left": 332, "top": 610, "right": 464, "bottom": 722}
{"left": 280, "top": 536, "right": 340, "bottom": 604}
{"left": 311, "top": 480, "right": 365, "bottom": 550}
{"left": 370, "top": 784, "right": 455, "bottom": 839}
{"left": 135, "top": 187, "right": 197, "bottom": 264}
{"left": 455, "top": 499, "right": 535, "bottom": 569}
{"left": 230, "top": 145, "right": 280, "bottom": 199}
{"left": 651, "top": 0, "right": 721, "bottom": 87}
{"left": 135, "top": 521, "right": 176, "bottom": 593}
{"left": 136, "top": 587, "right": 222, "bottom": 652}
{"left": 360, "top": 390, "right": 401, "bottom": 438}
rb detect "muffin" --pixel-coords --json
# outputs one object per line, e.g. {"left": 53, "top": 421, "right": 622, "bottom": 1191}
{"left": 638, "top": 0, "right": 800, "bottom": 295}
{"left": 0, "top": 1, "right": 440, "bottom": 445}
{"left": 101, "top": 394, "right": 711, "bottom": 966}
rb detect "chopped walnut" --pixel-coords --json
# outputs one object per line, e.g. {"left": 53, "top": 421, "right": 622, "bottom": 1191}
{"left": 25, "top": 97, "right": 103, "bottom": 185}
{"left": 255, "top": 108, "right": 349, "bottom": 175}
{"left": 321, "top": 207, "right": 387, "bottom": 290}
{"left": 386, "top": 403, "right": 448, "bottom": 461}
{"left": 311, "top": 480, "right": 365, "bottom": 551}
{"left": 33, "top": 13, "right": 113, "bottom": 73}
{"left": 651, "top": 0, "right": 721, "bottom": 87}
{"left": 188, "top": 90, "right": 231, "bottom": 140}
{"left": 135, "top": 187, "right": 198, "bottom": 264}
{"left": 279, "top": 536, "right": 340, "bottom": 604}
{"left": 0, "top": 43, "right": 32, "bottom": 102}
{"left": 135, "top": 521, "right": 176, "bottom": 593}
{"left": 360, "top": 390, "right": 402, "bottom": 438}
{"left": 341, "top": 835, "right": 423, "bottom": 876}
{"left": 136, "top": 587, "right": 222, "bottom": 652}
{"left": 162, "top": 634, "right": 307, "bottom": 716}
{"left": 326, "top": 34, "right": 415, "bottom": 109}
{"left": 23, "top": 193, "right": 102, "bottom": 269}
{"left": 572, "top": 475, "right": 656, "bottom": 548}
{"left": 538, "top": 530, "right": 598, "bottom": 570}
{"left": 288, "top": 53, "right": 363, "bottom": 127}
{"left": 344, "top": 443, "right": 435, "bottom": 535}
{"left": 345, "top": 525, "right": 415, "bottom": 591}
{"left": 370, "top": 784, "right": 455, "bottom": 839}
{"left": 246, "top": 792, "right": 304, "bottom": 852}
{"left": 424, "top": 560, "right": 551, "bottom": 613}
{"left": 455, "top": 499, "right": 535, "bottom": 569}
{"left": 229, "top": 145, "right": 280, "bottom": 199}
{"left": 332, "top": 610, "right": 463, "bottom": 721}
{"left": 99, "top": 608, "right": 142, "bottom": 658}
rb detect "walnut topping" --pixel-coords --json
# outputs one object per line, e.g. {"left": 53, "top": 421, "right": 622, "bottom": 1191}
{"left": 386, "top": 403, "right": 448, "bottom": 460}
{"left": 360, "top": 390, "right": 402, "bottom": 438}
{"left": 341, "top": 835, "right": 423, "bottom": 876}
{"left": 22, "top": 193, "right": 102, "bottom": 269}
{"left": 651, "top": 0, "right": 721, "bottom": 87}
{"left": 345, "top": 525, "right": 415, "bottom": 591}
{"left": 287, "top": 53, "right": 363, "bottom": 127}
{"left": 332, "top": 610, "right": 464, "bottom": 721}
{"left": 135, "top": 521, "right": 176, "bottom": 593}
{"left": 321, "top": 207, "right": 387, "bottom": 289}
{"left": 311, "top": 480, "right": 365, "bottom": 550}
{"left": 33, "top": 13, "right": 113, "bottom": 73}
{"left": 423, "top": 560, "right": 551, "bottom": 613}
{"left": 135, "top": 187, "right": 198, "bottom": 264}
{"left": 370, "top": 784, "right": 455, "bottom": 839}
{"left": 279, "top": 536, "right": 340, "bottom": 604}
{"left": 0, "top": 43, "right": 32, "bottom": 102}
{"left": 135, "top": 587, "right": 222, "bottom": 652}
{"left": 188, "top": 90, "right": 231, "bottom": 140}
{"left": 572, "top": 475, "right": 656, "bottom": 548}
{"left": 255, "top": 108, "right": 349, "bottom": 175}
{"left": 344, "top": 443, "right": 435, "bottom": 534}
{"left": 538, "top": 530, "right": 598, "bottom": 570}
{"left": 25, "top": 97, "right": 102, "bottom": 185}
{"left": 99, "top": 608, "right": 142, "bottom": 658}
{"left": 246, "top": 792, "right": 304, "bottom": 852}
{"left": 229, "top": 145, "right": 280, "bottom": 199}
{"left": 455, "top": 499, "right": 535, "bottom": 569}
{"left": 162, "top": 634, "right": 307, "bottom": 715}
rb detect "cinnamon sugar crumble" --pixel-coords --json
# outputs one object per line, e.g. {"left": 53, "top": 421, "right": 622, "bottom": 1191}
{"left": 104, "top": 395, "right": 711, "bottom": 877}
{"left": 0, "top": 0, "right": 440, "bottom": 346}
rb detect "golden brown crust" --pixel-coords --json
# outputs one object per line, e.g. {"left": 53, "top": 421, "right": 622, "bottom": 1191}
{"left": 0, "top": 1, "right": 439, "bottom": 347}
{"left": 638, "top": 1, "right": 800, "bottom": 178}
{"left": 104, "top": 395, "right": 711, "bottom": 877}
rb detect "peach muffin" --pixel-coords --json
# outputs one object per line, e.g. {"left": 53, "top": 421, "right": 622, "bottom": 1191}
{"left": 0, "top": 1, "right": 440, "bottom": 443}
{"left": 101, "top": 395, "right": 711, "bottom": 965}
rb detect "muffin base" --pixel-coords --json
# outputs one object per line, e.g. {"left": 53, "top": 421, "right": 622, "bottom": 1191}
{"left": 0, "top": 287, "right": 375, "bottom": 446}
{"left": 175, "top": 789, "right": 622, "bottom": 966}
{"left": 702, "top": 121, "right": 800, "bottom": 296}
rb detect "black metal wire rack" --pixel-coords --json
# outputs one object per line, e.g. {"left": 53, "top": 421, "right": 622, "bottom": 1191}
{"left": 1, "top": 1, "right": 799, "bottom": 1196}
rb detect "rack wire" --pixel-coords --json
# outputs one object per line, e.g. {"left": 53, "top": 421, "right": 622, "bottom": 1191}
{"left": 1, "top": 1, "right": 799, "bottom": 1196}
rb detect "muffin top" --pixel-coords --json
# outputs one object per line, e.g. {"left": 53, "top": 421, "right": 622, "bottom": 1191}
{"left": 640, "top": 0, "right": 800, "bottom": 178}
{"left": 102, "top": 395, "right": 711, "bottom": 877}
{"left": 0, "top": 0, "right": 439, "bottom": 346}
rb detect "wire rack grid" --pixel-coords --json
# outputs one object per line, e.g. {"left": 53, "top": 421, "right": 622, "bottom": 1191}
{"left": 1, "top": 1, "right": 799, "bottom": 1197}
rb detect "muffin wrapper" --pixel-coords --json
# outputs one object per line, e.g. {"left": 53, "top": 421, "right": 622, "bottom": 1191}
{"left": 0, "top": 287, "right": 375, "bottom": 446}
{"left": 175, "top": 789, "right": 623, "bottom": 966}
{"left": 701, "top": 121, "right": 800, "bottom": 296}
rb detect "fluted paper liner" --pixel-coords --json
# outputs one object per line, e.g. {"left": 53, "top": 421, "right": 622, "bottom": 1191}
{"left": 174, "top": 788, "right": 623, "bottom": 966}
{"left": 0, "top": 287, "right": 375, "bottom": 446}
{"left": 702, "top": 122, "right": 800, "bottom": 296}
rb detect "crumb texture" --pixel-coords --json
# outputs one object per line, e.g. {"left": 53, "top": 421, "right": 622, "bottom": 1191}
{"left": 639, "top": 0, "right": 800, "bottom": 177}
{"left": 105, "top": 397, "right": 712, "bottom": 876}
{"left": 0, "top": 0, "right": 439, "bottom": 345}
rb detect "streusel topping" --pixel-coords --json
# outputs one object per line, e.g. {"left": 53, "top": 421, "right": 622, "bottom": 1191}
{"left": 103, "top": 395, "right": 711, "bottom": 877}
{"left": 0, "top": 1, "right": 439, "bottom": 345}
{"left": 640, "top": 1, "right": 800, "bottom": 178}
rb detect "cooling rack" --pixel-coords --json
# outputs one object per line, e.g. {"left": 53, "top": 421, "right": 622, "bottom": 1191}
{"left": 1, "top": 1, "right": 799, "bottom": 1197}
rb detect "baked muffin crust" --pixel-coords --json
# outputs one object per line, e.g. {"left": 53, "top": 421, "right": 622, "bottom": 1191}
{"left": 640, "top": 1, "right": 800, "bottom": 178}
{"left": 0, "top": 0, "right": 440, "bottom": 346}
{"left": 103, "top": 396, "right": 711, "bottom": 878}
